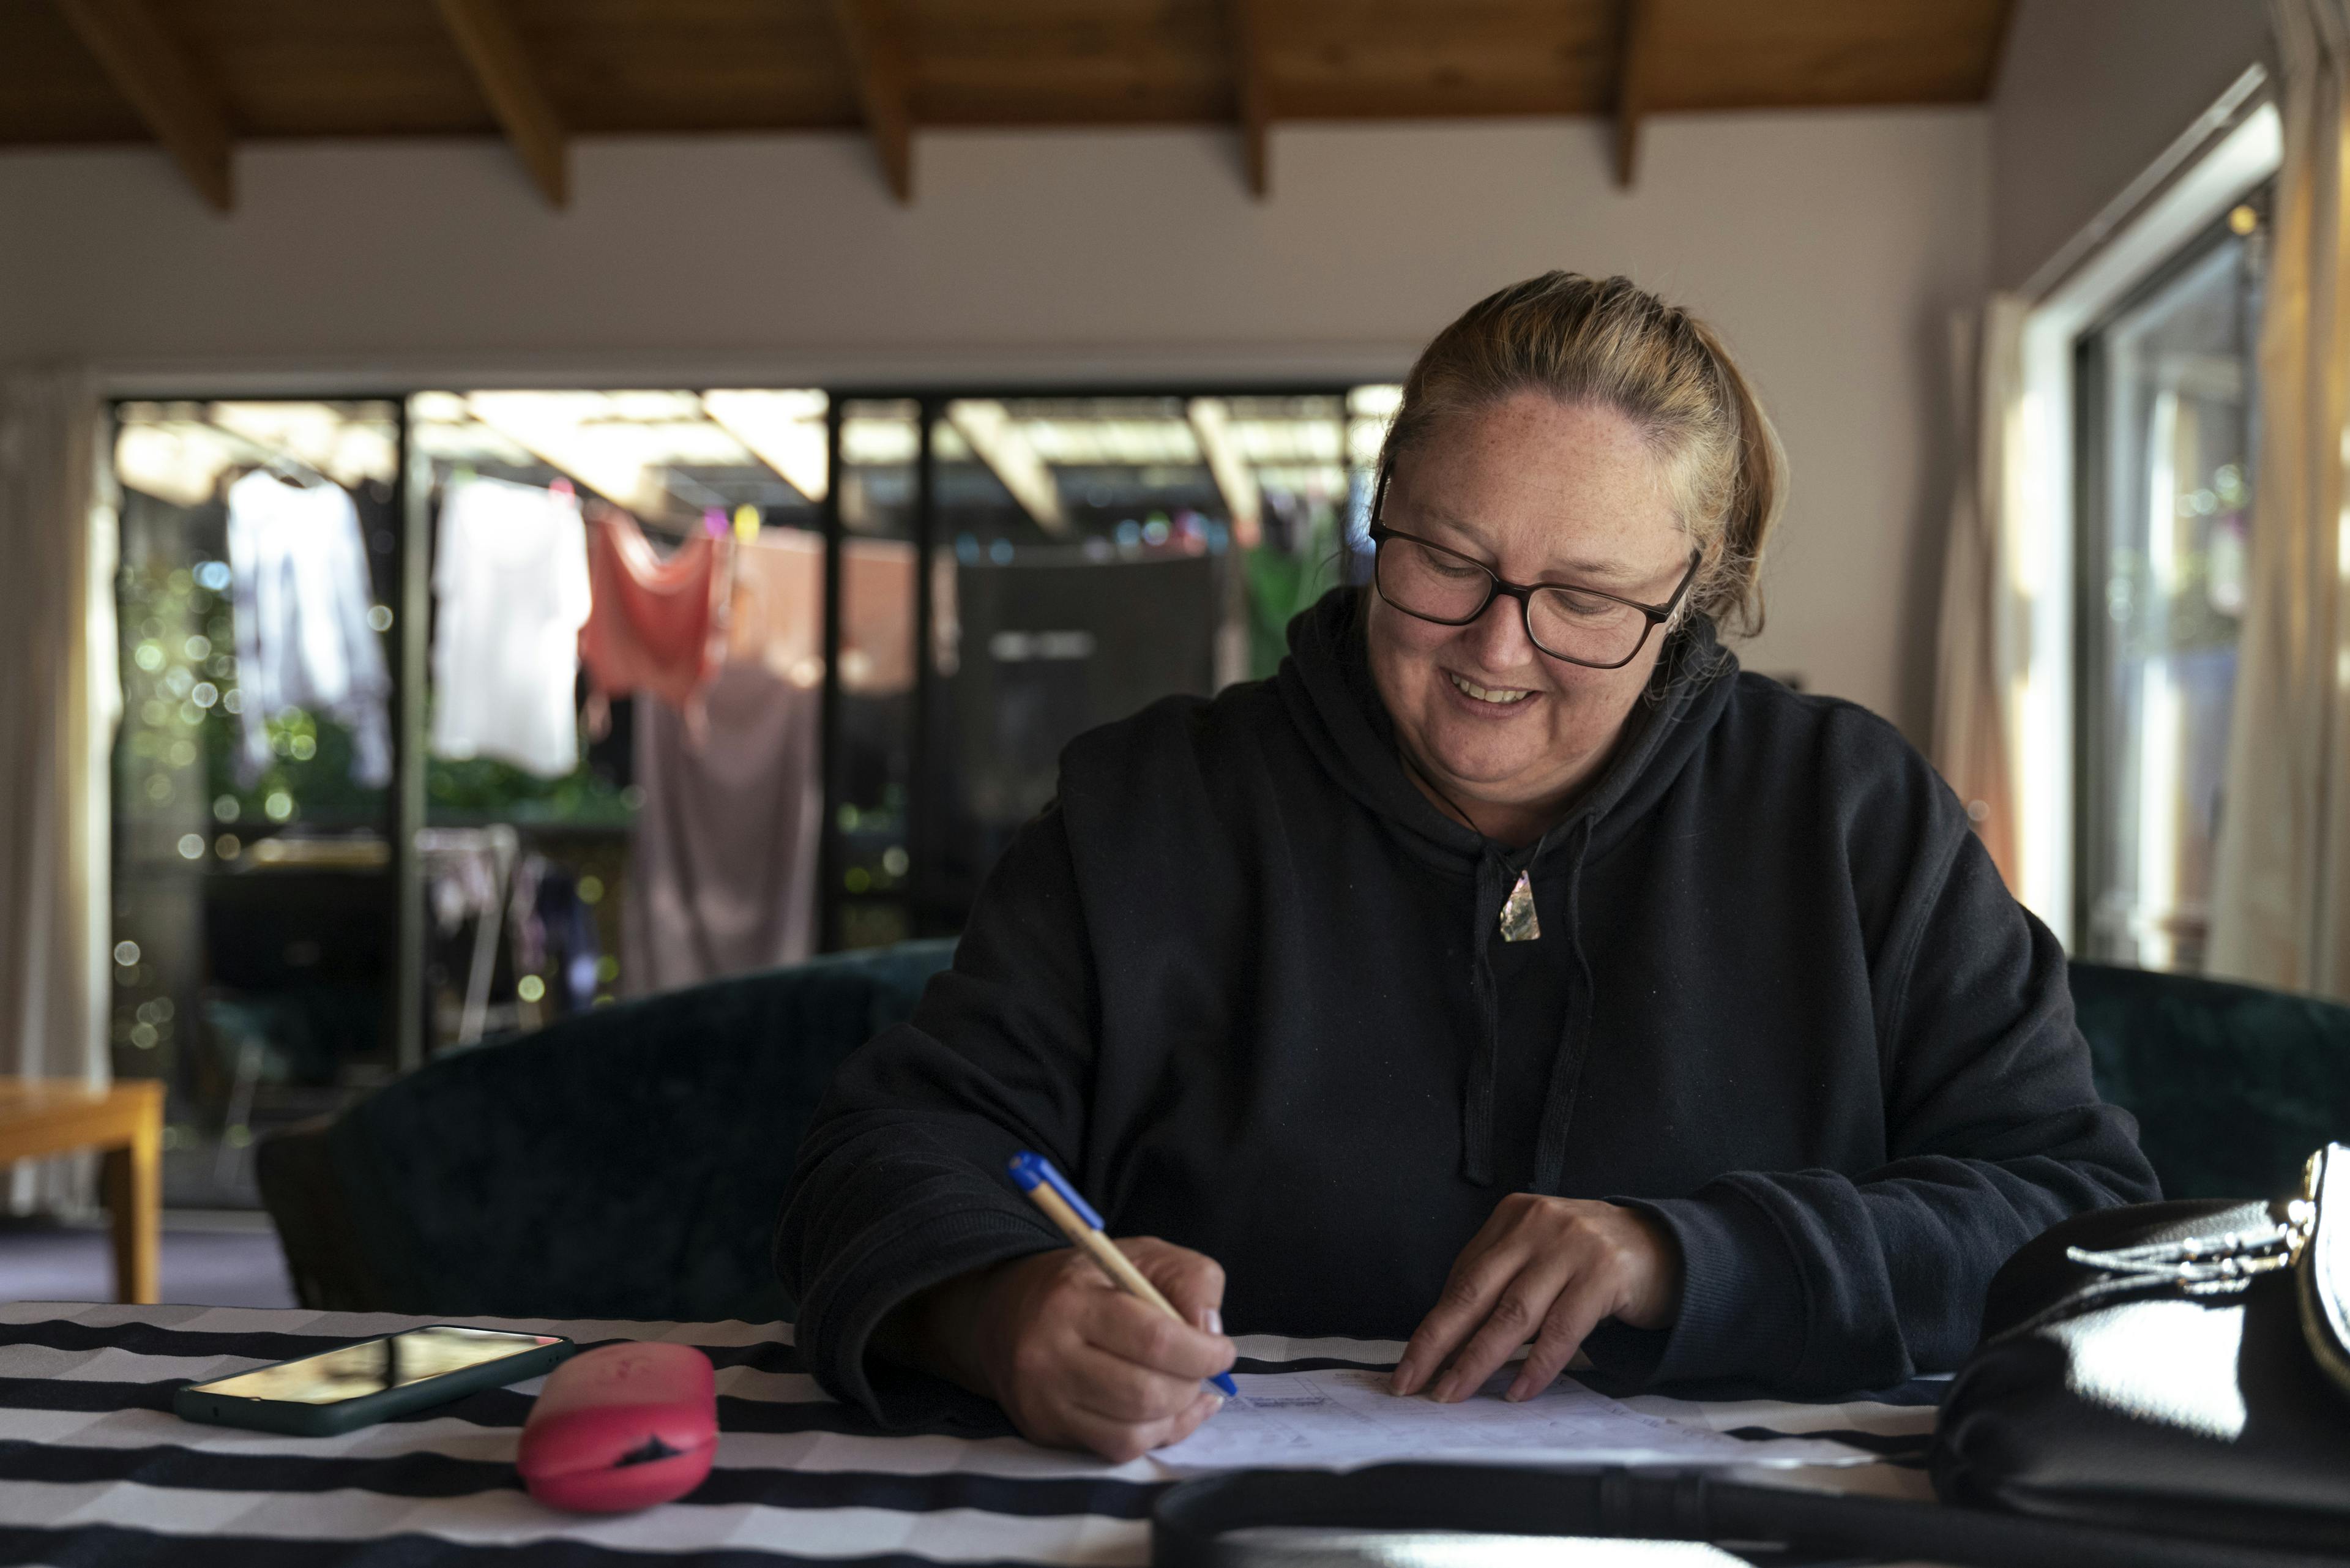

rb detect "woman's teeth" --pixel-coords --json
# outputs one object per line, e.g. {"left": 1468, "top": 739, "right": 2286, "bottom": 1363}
{"left": 1447, "top": 672, "right": 1531, "bottom": 706}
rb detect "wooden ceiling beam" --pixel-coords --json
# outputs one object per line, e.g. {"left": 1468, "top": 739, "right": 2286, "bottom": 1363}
{"left": 1187, "top": 398, "right": 1261, "bottom": 547}
{"left": 703, "top": 390, "right": 830, "bottom": 504}
{"left": 51, "top": 0, "right": 232, "bottom": 211}
{"left": 432, "top": 0, "right": 567, "bottom": 207}
{"left": 1614, "top": 0, "right": 1657, "bottom": 189}
{"left": 948, "top": 401, "right": 1065, "bottom": 536}
{"left": 827, "top": 0, "right": 914, "bottom": 203}
{"left": 9, "top": 2, "right": 2018, "bottom": 163}
{"left": 1222, "top": 0, "right": 1272, "bottom": 198}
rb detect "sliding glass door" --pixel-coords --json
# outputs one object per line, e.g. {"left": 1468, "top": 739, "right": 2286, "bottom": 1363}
{"left": 106, "top": 379, "right": 1395, "bottom": 1197}
{"left": 909, "top": 393, "right": 1363, "bottom": 930}
{"left": 109, "top": 398, "right": 405, "bottom": 1203}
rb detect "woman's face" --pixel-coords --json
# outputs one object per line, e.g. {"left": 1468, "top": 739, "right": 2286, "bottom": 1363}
{"left": 1367, "top": 393, "right": 1692, "bottom": 842}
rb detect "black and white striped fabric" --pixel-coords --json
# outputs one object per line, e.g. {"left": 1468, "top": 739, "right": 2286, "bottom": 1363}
{"left": 0, "top": 1302, "right": 1939, "bottom": 1566}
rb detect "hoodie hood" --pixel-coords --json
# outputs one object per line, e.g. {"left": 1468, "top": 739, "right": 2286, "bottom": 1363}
{"left": 1274, "top": 586, "right": 1739, "bottom": 1188}
{"left": 1274, "top": 586, "right": 1739, "bottom": 870}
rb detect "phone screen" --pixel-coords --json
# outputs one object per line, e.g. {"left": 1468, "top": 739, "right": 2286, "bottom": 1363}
{"left": 187, "top": 1326, "right": 563, "bottom": 1406}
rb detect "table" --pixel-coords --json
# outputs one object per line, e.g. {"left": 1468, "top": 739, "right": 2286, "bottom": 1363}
{"left": 0, "top": 1080, "right": 162, "bottom": 1304}
{"left": 0, "top": 1302, "right": 1941, "bottom": 1565}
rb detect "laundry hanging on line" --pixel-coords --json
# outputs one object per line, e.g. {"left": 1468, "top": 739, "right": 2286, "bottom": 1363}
{"left": 616, "top": 526, "right": 919, "bottom": 995}
{"left": 578, "top": 509, "right": 727, "bottom": 729}
{"left": 429, "top": 475, "right": 593, "bottom": 778}
{"left": 225, "top": 468, "right": 393, "bottom": 789}
{"left": 622, "top": 666, "right": 822, "bottom": 994}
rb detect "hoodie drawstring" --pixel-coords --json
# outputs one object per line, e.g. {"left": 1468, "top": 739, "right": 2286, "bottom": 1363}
{"left": 1531, "top": 819, "right": 1597, "bottom": 1193}
{"left": 1463, "top": 846, "right": 1511, "bottom": 1185}
{"left": 1461, "top": 817, "right": 1595, "bottom": 1191}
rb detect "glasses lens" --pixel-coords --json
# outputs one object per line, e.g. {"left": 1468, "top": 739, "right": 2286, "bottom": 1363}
{"left": 1528, "top": 586, "right": 1644, "bottom": 666}
{"left": 1376, "top": 534, "right": 1492, "bottom": 622}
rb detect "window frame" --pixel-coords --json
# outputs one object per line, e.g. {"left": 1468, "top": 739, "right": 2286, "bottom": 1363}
{"left": 106, "top": 378, "right": 1375, "bottom": 1086}
{"left": 2070, "top": 195, "right": 2267, "bottom": 968}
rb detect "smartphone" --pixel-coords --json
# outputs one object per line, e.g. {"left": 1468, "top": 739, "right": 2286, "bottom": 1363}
{"left": 174, "top": 1324, "right": 575, "bottom": 1436}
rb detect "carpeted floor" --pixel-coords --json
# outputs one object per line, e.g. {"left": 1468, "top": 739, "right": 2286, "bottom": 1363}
{"left": 0, "top": 1215, "right": 298, "bottom": 1309}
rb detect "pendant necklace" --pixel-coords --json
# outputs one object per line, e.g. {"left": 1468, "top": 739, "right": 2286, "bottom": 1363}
{"left": 1404, "top": 755, "right": 1551, "bottom": 943}
{"left": 1497, "top": 866, "right": 1542, "bottom": 943}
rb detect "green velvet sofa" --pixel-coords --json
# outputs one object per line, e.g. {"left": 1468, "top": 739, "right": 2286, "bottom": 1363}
{"left": 255, "top": 949, "right": 2350, "bottom": 1323}
{"left": 2067, "top": 959, "right": 2350, "bottom": 1200}
{"left": 256, "top": 939, "right": 958, "bottom": 1324}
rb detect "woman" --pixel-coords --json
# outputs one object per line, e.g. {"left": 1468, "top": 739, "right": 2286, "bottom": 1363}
{"left": 777, "top": 274, "right": 2157, "bottom": 1462}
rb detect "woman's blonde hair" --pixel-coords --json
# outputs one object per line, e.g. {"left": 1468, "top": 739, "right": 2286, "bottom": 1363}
{"left": 1373, "top": 272, "right": 1786, "bottom": 638}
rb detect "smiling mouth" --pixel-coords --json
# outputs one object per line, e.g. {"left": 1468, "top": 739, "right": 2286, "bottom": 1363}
{"left": 1446, "top": 671, "right": 1534, "bottom": 706}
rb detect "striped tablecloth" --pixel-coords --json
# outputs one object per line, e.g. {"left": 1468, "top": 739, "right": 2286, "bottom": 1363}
{"left": 0, "top": 1301, "right": 1942, "bottom": 1566}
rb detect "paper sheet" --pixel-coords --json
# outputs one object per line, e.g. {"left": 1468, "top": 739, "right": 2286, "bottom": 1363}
{"left": 1152, "top": 1368, "right": 1868, "bottom": 1472}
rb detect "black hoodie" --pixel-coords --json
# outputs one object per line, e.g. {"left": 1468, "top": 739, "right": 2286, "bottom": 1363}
{"left": 777, "top": 591, "right": 2157, "bottom": 1425}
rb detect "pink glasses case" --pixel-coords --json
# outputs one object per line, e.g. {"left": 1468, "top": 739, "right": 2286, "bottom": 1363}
{"left": 517, "top": 1341, "right": 717, "bottom": 1512}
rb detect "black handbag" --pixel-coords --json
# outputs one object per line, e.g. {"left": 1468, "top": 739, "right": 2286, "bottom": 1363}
{"left": 1931, "top": 1143, "right": 2350, "bottom": 1553}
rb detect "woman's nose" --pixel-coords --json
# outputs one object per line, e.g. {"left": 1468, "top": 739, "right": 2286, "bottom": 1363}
{"left": 1460, "top": 591, "right": 1536, "bottom": 670}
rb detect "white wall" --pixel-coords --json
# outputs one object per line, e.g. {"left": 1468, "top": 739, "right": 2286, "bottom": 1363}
{"left": 0, "top": 108, "right": 1989, "bottom": 736}
{"left": 1991, "top": 0, "right": 2272, "bottom": 291}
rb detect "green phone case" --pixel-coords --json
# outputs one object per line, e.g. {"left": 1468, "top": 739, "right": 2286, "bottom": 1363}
{"left": 172, "top": 1328, "right": 576, "bottom": 1436}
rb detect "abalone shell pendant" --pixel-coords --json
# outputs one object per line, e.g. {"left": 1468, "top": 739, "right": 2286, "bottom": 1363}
{"left": 1499, "top": 869, "right": 1541, "bottom": 943}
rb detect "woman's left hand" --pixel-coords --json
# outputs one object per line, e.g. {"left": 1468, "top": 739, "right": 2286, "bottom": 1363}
{"left": 1390, "top": 1195, "right": 1683, "bottom": 1403}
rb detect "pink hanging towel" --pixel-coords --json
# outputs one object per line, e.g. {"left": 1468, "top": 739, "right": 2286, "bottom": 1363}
{"left": 578, "top": 510, "right": 727, "bottom": 722}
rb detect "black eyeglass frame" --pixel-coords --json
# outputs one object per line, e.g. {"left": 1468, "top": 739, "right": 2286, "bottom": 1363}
{"left": 1367, "top": 521, "right": 1703, "bottom": 671}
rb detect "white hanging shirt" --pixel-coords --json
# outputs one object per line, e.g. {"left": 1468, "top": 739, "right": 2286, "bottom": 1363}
{"left": 225, "top": 470, "right": 393, "bottom": 788}
{"left": 429, "top": 476, "right": 592, "bottom": 778}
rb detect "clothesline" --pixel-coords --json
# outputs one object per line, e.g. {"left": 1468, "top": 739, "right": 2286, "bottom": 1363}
{"left": 219, "top": 468, "right": 910, "bottom": 997}
{"left": 224, "top": 466, "right": 392, "bottom": 790}
{"left": 427, "top": 476, "right": 845, "bottom": 994}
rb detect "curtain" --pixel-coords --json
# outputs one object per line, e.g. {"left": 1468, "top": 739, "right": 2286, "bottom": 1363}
{"left": 0, "top": 367, "right": 119, "bottom": 1212}
{"left": 2209, "top": 1, "right": 2350, "bottom": 995}
{"left": 1931, "top": 296, "right": 2028, "bottom": 893}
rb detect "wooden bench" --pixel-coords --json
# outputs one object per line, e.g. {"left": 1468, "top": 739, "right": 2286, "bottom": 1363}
{"left": 0, "top": 1080, "right": 163, "bottom": 1304}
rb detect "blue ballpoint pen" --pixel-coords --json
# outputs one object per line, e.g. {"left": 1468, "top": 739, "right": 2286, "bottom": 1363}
{"left": 1006, "top": 1151, "right": 1240, "bottom": 1399}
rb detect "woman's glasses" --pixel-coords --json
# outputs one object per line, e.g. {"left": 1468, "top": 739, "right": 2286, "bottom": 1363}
{"left": 1368, "top": 523, "right": 1701, "bottom": 670}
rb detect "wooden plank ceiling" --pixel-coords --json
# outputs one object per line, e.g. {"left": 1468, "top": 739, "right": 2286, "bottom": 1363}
{"left": 0, "top": 0, "right": 2012, "bottom": 209}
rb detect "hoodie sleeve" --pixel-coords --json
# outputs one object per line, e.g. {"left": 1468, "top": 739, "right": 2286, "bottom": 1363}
{"left": 1600, "top": 754, "right": 2160, "bottom": 1395}
{"left": 774, "top": 801, "right": 1096, "bottom": 1427}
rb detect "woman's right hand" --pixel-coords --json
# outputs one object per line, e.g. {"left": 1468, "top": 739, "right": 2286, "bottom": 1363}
{"left": 914, "top": 1236, "right": 1236, "bottom": 1462}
